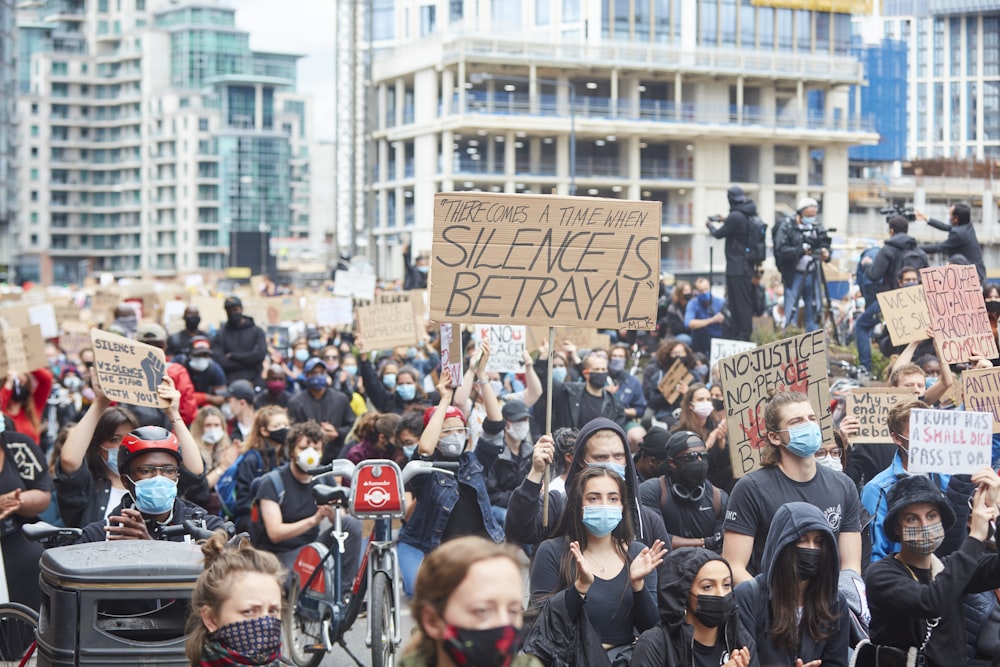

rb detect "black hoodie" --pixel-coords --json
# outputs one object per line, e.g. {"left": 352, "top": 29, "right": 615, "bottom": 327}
{"left": 866, "top": 232, "right": 922, "bottom": 293}
{"left": 709, "top": 199, "right": 758, "bottom": 277}
{"left": 211, "top": 315, "right": 268, "bottom": 383}
{"left": 633, "top": 547, "right": 759, "bottom": 667}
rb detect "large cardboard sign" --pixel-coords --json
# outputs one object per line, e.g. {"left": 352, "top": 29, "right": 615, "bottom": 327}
{"left": 844, "top": 388, "right": 913, "bottom": 444}
{"left": 920, "top": 265, "right": 998, "bottom": 363}
{"left": 0, "top": 325, "right": 47, "bottom": 376}
{"left": 315, "top": 297, "right": 354, "bottom": 327}
{"left": 709, "top": 338, "right": 757, "bottom": 373}
{"left": 657, "top": 359, "right": 695, "bottom": 405}
{"left": 908, "top": 408, "right": 992, "bottom": 475}
{"left": 718, "top": 330, "right": 832, "bottom": 478}
{"left": 440, "top": 323, "right": 463, "bottom": 387}
{"left": 355, "top": 301, "right": 419, "bottom": 350}
{"left": 430, "top": 192, "right": 661, "bottom": 329}
{"left": 877, "top": 285, "right": 932, "bottom": 346}
{"left": 963, "top": 367, "right": 1000, "bottom": 434}
{"left": 525, "top": 326, "right": 610, "bottom": 353}
{"left": 90, "top": 327, "right": 168, "bottom": 408}
{"left": 376, "top": 290, "right": 427, "bottom": 337}
{"left": 59, "top": 321, "right": 93, "bottom": 359}
{"left": 474, "top": 325, "right": 526, "bottom": 373}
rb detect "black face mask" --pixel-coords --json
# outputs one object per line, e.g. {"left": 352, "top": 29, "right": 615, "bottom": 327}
{"left": 671, "top": 458, "right": 709, "bottom": 493}
{"left": 796, "top": 547, "right": 822, "bottom": 579}
{"left": 712, "top": 398, "right": 725, "bottom": 412}
{"left": 184, "top": 315, "right": 201, "bottom": 331}
{"left": 267, "top": 428, "right": 288, "bottom": 445}
{"left": 11, "top": 382, "right": 29, "bottom": 403}
{"left": 693, "top": 592, "right": 736, "bottom": 628}
{"left": 226, "top": 311, "right": 242, "bottom": 326}
{"left": 587, "top": 372, "right": 608, "bottom": 389}
{"left": 987, "top": 301, "right": 1000, "bottom": 313}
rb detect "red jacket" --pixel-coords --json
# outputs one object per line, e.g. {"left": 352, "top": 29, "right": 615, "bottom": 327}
{"left": 167, "top": 362, "right": 198, "bottom": 425}
{"left": 0, "top": 367, "right": 54, "bottom": 444}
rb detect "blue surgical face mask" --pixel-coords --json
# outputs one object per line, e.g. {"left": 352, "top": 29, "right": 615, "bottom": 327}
{"left": 551, "top": 367, "right": 567, "bottom": 383}
{"left": 305, "top": 374, "right": 328, "bottom": 391}
{"left": 406, "top": 347, "right": 418, "bottom": 359}
{"left": 396, "top": 384, "right": 416, "bottom": 401}
{"left": 294, "top": 349, "right": 309, "bottom": 362}
{"left": 103, "top": 446, "right": 119, "bottom": 475}
{"left": 382, "top": 373, "right": 397, "bottom": 389}
{"left": 588, "top": 461, "right": 626, "bottom": 480}
{"left": 785, "top": 422, "right": 823, "bottom": 458}
{"left": 128, "top": 475, "right": 178, "bottom": 514}
{"left": 402, "top": 444, "right": 417, "bottom": 459}
{"left": 801, "top": 216, "right": 816, "bottom": 226}
{"left": 699, "top": 292, "right": 712, "bottom": 305}
{"left": 343, "top": 365, "right": 358, "bottom": 377}
{"left": 582, "top": 505, "right": 623, "bottom": 537}
{"left": 925, "top": 376, "right": 938, "bottom": 390}
{"left": 416, "top": 265, "right": 429, "bottom": 274}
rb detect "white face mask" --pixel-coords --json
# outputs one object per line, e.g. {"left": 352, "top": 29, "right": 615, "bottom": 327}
{"left": 506, "top": 420, "right": 531, "bottom": 443}
{"left": 815, "top": 455, "right": 843, "bottom": 473}
{"left": 201, "top": 427, "right": 224, "bottom": 445}
{"left": 188, "top": 357, "right": 211, "bottom": 372}
{"left": 692, "top": 401, "right": 714, "bottom": 419}
{"left": 296, "top": 446, "right": 321, "bottom": 470}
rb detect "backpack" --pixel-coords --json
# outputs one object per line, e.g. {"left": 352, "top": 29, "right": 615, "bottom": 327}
{"left": 745, "top": 214, "right": 768, "bottom": 266}
{"left": 894, "top": 246, "right": 930, "bottom": 278}
{"left": 216, "top": 448, "right": 264, "bottom": 519}
{"left": 856, "top": 247, "right": 882, "bottom": 306}
{"left": 249, "top": 467, "right": 285, "bottom": 545}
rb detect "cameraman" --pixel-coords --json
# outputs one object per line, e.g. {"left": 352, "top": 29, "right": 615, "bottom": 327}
{"left": 774, "top": 197, "right": 831, "bottom": 332}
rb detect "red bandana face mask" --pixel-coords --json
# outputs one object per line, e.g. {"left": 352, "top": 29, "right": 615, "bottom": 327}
{"left": 441, "top": 623, "right": 521, "bottom": 667}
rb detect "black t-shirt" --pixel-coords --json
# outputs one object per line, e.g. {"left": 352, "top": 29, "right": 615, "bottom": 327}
{"left": 723, "top": 464, "right": 861, "bottom": 576}
{"left": 441, "top": 482, "right": 486, "bottom": 541}
{"left": 254, "top": 464, "right": 318, "bottom": 554}
{"left": 638, "top": 476, "right": 727, "bottom": 540}
{"left": 579, "top": 390, "right": 604, "bottom": 427}
{"left": 693, "top": 639, "right": 728, "bottom": 667}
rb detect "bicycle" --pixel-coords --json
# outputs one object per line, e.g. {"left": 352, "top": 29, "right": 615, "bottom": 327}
{"left": 283, "top": 457, "right": 457, "bottom": 667}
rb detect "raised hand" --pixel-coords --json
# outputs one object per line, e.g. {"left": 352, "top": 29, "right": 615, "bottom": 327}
{"left": 723, "top": 647, "right": 751, "bottom": 667}
{"left": 436, "top": 368, "right": 454, "bottom": 403}
{"left": 477, "top": 339, "right": 492, "bottom": 375}
{"left": 569, "top": 540, "right": 594, "bottom": 594}
{"left": 629, "top": 539, "right": 666, "bottom": 590}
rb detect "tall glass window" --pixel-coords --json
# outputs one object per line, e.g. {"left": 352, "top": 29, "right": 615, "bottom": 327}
{"left": 635, "top": 0, "right": 650, "bottom": 41}
{"left": 833, "top": 13, "right": 850, "bottom": 54}
{"left": 564, "top": 0, "right": 580, "bottom": 22}
{"left": 968, "top": 81, "right": 978, "bottom": 141}
{"left": 372, "top": 0, "right": 394, "bottom": 41}
{"left": 740, "top": 2, "right": 755, "bottom": 48}
{"left": 420, "top": 4, "right": 436, "bottom": 35}
{"left": 916, "top": 83, "right": 927, "bottom": 141}
{"left": 815, "top": 11, "right": 828, "bottom": 53}
{"left": 950, "top": 17, "right": 961, "bottom": 76}
{"left": 795, "top": 9, "right": 810, "bottom": 51}
{"left": 720, "top": 0, "right": 737, "bottom": 47}
{"left": 451, "top": 0, "right": 463, "bottom": 22}
{"left": 758, "top": 6, "right": 773, "bottom": 49}
{"left": 654, "top": 0, "right": 670, "bottom": 42}
{"left": 985, "top": 17, "right": 999, "bottom": 76}
{"left": 933, "top": 82, "right": 943, "bottom": 142}
{"left": 917, "top": 20, "right": 927, "bottom": 78}
{"left": 700, "top": 0, "right": 717, "bottom": 46}
{"left": 492, "top": 0, "right": 520, "bottom": 27}
{"left": 613, "top": 0, "right": 630, "bottom": 39}
{"left": 933, "top": 18, "right": 944, "bottom": 77}
{"left": 984, "top": 82, "right": 1000, "bottom": 144}
{"left": 950, "top": 82, "right": 961, "bottom": 142}
{"left": 776, "top": 8, "right": 792, "bottom": 51}
{"left": 536, "top": 0, "right": 550, "bottom": 25}
{"left": 967, "top": 16, "right": 978, "bottom": 76}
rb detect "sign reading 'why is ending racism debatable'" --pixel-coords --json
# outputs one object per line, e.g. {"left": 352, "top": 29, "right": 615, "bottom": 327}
{"left": 430, "top": 192, "right": 661, "bottom": 329}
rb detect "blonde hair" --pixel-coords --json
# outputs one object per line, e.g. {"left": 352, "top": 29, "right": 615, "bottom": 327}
{"left": 185, "top": 530, "right": 285, "bottom": 663}
{"left": 189, "top": 406, "right": 232, "bottom": 468}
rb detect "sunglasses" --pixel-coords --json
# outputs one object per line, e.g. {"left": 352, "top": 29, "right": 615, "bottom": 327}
{"left": 673, "top": 452, "right": 709, "bottom": 463}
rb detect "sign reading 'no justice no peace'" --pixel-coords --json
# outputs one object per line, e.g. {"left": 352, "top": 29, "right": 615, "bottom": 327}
{"left": 430, "top": 192, "right": 662, "bottom": 329}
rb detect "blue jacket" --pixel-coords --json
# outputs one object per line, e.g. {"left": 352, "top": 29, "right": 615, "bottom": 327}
{"left": 684, "top": 294, "right": 724, "bottom": 338}
{"left": 398, "top": 419, "right": 505, "bottom": 553}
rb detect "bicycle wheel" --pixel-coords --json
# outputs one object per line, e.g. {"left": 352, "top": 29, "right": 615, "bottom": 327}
{"left": 0, "top": 603, "right": 38, "bottom": 667}
{"left": 369, "top": 571, "right": 396, "bottom": 667}
{"left": 282, "top": 578, "right": 325, "bottom": 667}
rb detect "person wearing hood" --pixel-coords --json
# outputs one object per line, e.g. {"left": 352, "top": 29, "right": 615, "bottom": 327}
{"left": 640, "top": 431, "right": 728, "bottom": 551}
{"left": 287, "top": 357, "right": 355, "bottom": 461}
{"left": 632, "top": 548, "right": 756, "bottom": 667}
{"left": 736, "top": 502, "right": 850, "bottom": 667}
{"left": 534, "top": 350, "right": 627, "bottom": 433}
{"left": 524, "top": 465, "right": 665, "bottom": 666}
{"left": 211, "top": 296, "right": 268, "bottom": 384}
{"left": 917, "top": 203, "right": 986, "bottom": 285}
{"left": 722, "top": 391, "right": 862, "bottom": 584}
{"left": 707, "top": 185, "right": 758, "bottom": 341}
{"left": 166, "top": 305, "right": 209, "bottom": 359}
{"left": 864, "top": 472, "right": 1000, "bottom": 667}
{"left": 855, "top": 216, "right": 929, "bottom": 374}
{"left": 396, "top": 362, "right": 504, "bottom": 598}
{"left": 111, "top": 304, "right": 139, "bottom": 339}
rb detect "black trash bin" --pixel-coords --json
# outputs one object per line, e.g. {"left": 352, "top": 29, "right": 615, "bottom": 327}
{"left": 37, "top": 540, "right": 203, "bottom": 666}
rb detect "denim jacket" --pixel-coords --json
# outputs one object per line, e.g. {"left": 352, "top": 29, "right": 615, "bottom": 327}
{"left": 398, "top": 419, "right": 505, "bottom": 553}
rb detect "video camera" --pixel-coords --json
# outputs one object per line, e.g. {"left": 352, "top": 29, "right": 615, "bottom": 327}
{"left": 878, "top": 203, "right": 916, "bottom": 222}
{"left": 804, "top": 224, "right": 835, "bottom": 251}
{"left": 707, "top": 215, "right": 723, "bottom": 223}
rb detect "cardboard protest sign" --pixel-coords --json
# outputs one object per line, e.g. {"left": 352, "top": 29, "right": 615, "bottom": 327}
{"left": 525, "top": 326, "right": 608, "bottom": 353}
{"left": 334, "top": 269, "right": 376, "bottom": 302}
{"left": 920, "top": 265, "right": 998, "bottom": 363}
{"left": 355, "top": 301, "right": 419, "bottom": 350}
{"left": 718, "top": 330, "right": 832, "bottom": 478}
{"left": 264, "top": 296, "right": 301, "bottom": 325}
{"left": 844, "top": 388, "right": 913, "bottom": 444}
{"left": 376, "top": 290, "right": 426, "bottom": 337}
{"left": 0, "top": 325, "right": 47, "bottom": 376}
{"left": 908, "top": 408, "right": 992, "bottom": 474}
{"left": 315, "top": 297, "right": 353, "bottom": 327}
{"left": 59, "top": 321, "right": 93, "bottom": 359}
{"left": 90, "top": 327, "right": 168, "bottom": 408}
{"left": 191, "top": 296, "right": 227, "bottom": 329}
{"left": 709, "top": 338, "right": 756, "bottom": 374}
{"left": 440, "top": 323, "right": 462, "bottom": 387}
{"left": 431, "top": 192, "right": 661, "bottom": 329}
{"left": 877, "top": 285, "right": 931, "bottom": 346}
{"left": 963, "top": 367, "right": 1000, "bottom": 434}
{"left": 475, "top": 325, "right": 526, "bottom": 373}
{"left": 658, "top": 359, "right": 695, "bottom": 405}
{"left": 53, "top": 301, "right": 80, "bottom": 328}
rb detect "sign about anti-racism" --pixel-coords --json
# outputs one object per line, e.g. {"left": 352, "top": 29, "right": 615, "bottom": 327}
{"left": 430, "top": 192, "right": 661, "bottom": 329}
{"left": 908, "top": 408, "right": 992, "bottom": 475}
{"left": 845, "top": 388, "right": 913, "bottom": 444}
{"left": 356, "top": 301, "right": 419, "bottom": 350}
{"left": 920, "top": 265, "right": 998, "bottom": 364}
{"left": 658, "top": 359, "right": 695, "bottom": 405}
{"left": 440, "top": 323, "right": 463, "bottom": 387}
{"left": 90, "top": 327, "right": 168, "bottom": 408}
{"left": 709, "top": 338, "right": 757, "bottom": 374}
{"left": 315, "top": 297, "right": 354, "bottom": 327}
{"left": 877, "top": 285, "right": 932, "bottom": 346}
{"left": 474, "top": 325, "right": 527, "bottom": 374}
{"left": 376, "top": 290, "right": 427, "bottom": 337}
{"left": 718, "top": 330, "right": 832, "bottom": 478}
{"left": 963, "top": 367, "right": 1000, "bottom": 434}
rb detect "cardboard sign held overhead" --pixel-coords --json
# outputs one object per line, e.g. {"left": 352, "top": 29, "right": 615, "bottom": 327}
{"left": 430, "top": 192, "right": 661, "bottom": 329}
{"left": 920, "top": 265, "right": 998, "bottom": 364}
{"left": 718, "top": 330, "right": 832, "bottom": 478}
{"left": 440, "top": 323, "right": 463, "bottom": 387}
{"left": 963, "top": 367, "right": 1000, "bottom": 434}
{"left": 355, "top": 301, "right": 419, "bottom": 351}
{"left": 59, "top": 321, "right": 93, "bottom": 359}
{"left": 908, "top": 408, "right": 992, "bottom": 475}
{"left": 315, "top": 297, "right": 354, "bottom": 327}
{"left": 90, "top": 327, "right": 168, "bottom": 408}
{"left": 844, "top": 388, "right": 914, "bottom": 444}
{"left": 0, "top": 325, "right": 48, "bottom": 377}
{"left": 334, "top": 269, "right": 377, "bottom": 302}
{"left": 658, "top": 358, "right": 695, "bottom": 405}
{"left": 709, "top": 338, "right": 757, "bottom": 374}
{"left": 475, "top": 325, "right": 527, "bottom": 373}
{"left": 877, "top": 285, "right": 932, "bottom": 346}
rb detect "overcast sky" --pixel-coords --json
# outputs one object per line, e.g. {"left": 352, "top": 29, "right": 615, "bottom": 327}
{"left": 234, "top": 0, "right": 337, "bottom": 141}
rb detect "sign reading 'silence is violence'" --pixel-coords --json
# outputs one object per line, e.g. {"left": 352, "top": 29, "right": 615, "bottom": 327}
{"left": 430, "top": 192, "right": 661, "bottom": 330}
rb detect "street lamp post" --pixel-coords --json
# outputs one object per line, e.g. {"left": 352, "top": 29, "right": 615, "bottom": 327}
{"left": 470, "top": 72, "right": 576, "bottom": 195}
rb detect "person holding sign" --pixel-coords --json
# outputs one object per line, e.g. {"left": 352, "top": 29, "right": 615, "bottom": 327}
{"left": 863, "top": 473, "right": 1000, "bottom": 667}
{"left": 643, "top": 339, "right": 699, "bottom": 424}
{"left": 0, "top": 366, "right": 54, "bottom": 446}
{"left": 722, "top": 391, "right": 862, "bottom": 585}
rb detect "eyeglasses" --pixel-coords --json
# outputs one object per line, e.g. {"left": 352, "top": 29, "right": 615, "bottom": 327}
{"left": 673, "top": 452, "right": 709, "bottom": 463}
{"left": 323, "top": 355, "right": 339, "bottom": 361}
{"left": 131, "top": 464, "right": 180, "bottom": 479}
{"left": 815, "top": 449, "right": 842, "bottom": 459}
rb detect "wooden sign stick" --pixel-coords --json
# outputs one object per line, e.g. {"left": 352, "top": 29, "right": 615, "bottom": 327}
{"left": 542, "top": 326, "right": 555, "bottom": 530}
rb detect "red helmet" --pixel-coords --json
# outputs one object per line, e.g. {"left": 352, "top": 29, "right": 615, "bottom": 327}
{"left": 118, "top": 426, "right": 181, "bottom": 473}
